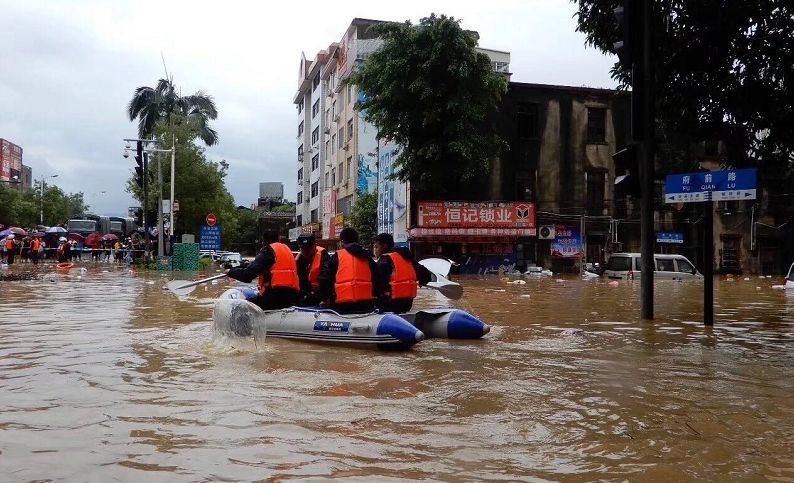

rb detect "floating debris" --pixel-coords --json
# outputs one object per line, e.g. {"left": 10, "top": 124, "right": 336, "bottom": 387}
{"left": 0, "top": 272, "right": 39, "bottom": 281}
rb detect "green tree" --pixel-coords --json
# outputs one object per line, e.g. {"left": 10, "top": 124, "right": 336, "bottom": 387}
{"left": 126, "top": 115, "right": 238, "bottom": 246}
{"left": 572, "top": 1, "right": 794, "bottom": 179}
{"left": 272, "top": 202, "right": 297, "bottom": 213}
{"left": 128, "top": 77, "right": 219, "bottom": 146}
{"left": 348, "top": 191, "right": 377, "bottom": 248}
{"left": 0, "top": 183, "right": 87, "bottom": 228}
{"left": 350, "top": 14, "right": 508, "bottom": 194}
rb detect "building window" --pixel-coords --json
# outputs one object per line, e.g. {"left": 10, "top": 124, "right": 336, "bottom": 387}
{"left": 347, "top": 119, "right": 353, "bottom": 140}
{"left": 312, "top": 99, "right": 320, "bottom": 118}
{"left": 347, "top": 156, "right": 353, "bottom": 181}
{"left": 311, "top": 181, "right": 319, "bottom": 198}
{"left": 297, "top": 168, "right": 303, "bottom": 182}
{"left": 311, "top": 209, "right": 318, "bottom": 223}
{"left": 312, "top": 72, "right": 320, "bottom": 91}
{"left": 325, "top": 172, "right": 329, "bottom": 187}
{"left": 298, "top": 121, "right": 304, "bottom": 137}
{"left": 347, "top": 83, "right": 354, "bottom": 104}
{"left": 586, "top": 171, "right": 606, "bottom": 216}
{"left": 311, "top": 154, "right": 319, "bottom": 171}
{"left": 338, "top": 128, "right": 344, "bottom": 147}
{"left": 325, "top": 140, "right": 330, "bottom": 159}
{"left": 338, "top": 162, "right": 344, "bottom": 183}
{"left": 517, "top": 103, "right": 539, "bottom": 140}
{"left": 493, "top": 61, "right": 510, "bottom": 73}
{"left": 332, "top": 168, "right": 336, "bottom": 186}
{"left": 332, "top": 100, "right": 336, "bottom": 119}
{"left": 312, "top": 127, "right": 319, "bottom": 145}
{"left": 297, "top": 215, "right": 302, "bottom": 226}
{"left": 587, "top": 107, "right": 606, "bottom": 144}
{"left": 331, "top": 134, "right": 336, "bottom": 154}
{"left": 298, "top": 100, "right": 304, "bottom": 114}
{"left": 297, "top": 192, "right": 303, "bottom": 204}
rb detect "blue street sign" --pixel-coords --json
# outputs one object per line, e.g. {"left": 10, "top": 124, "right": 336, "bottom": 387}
{"left": 656, "top": 232, "right": 684, "bottom": 244}
{"left": 665, "top": 168, "right": 757, "bottom": 203}
{"left": 200, "top": 224, "right": 222, "bottom": 250}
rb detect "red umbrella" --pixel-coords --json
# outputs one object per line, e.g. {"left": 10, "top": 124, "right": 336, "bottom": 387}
{"left": 67, "top": 232, "right": 85, "bottom": 242}
{"left": 101, "top": 234, "right": 119, "bottom": 242}
{"left": 85, "top": 233, "right": 102, "bottom": 248}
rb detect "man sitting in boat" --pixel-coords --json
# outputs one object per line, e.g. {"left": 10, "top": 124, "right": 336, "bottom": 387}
{"left": 318, "top": 227, "right": 380, "bottom": 314}
{"left": 227, "top": 231, "right": 301, "bottom": 310}
{"left": 374, "top": 233, "right": 433, "bottom": 313}
{"left": 295, "top": 233, "right": 329, "bottom": 306}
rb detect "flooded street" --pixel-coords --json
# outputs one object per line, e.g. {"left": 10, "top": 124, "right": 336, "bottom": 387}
{"left": 2, "top": 267, "right": 794, "bottom": 481}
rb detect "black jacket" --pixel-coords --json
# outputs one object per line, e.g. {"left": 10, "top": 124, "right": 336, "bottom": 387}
{"left": 227, "top": 245, "right": 276, "bottom": 284}
{"left": 318, "top": 243, "right": 379, "bottom": 303}
{"left": 376, "top": 248, "right": 432, "bottom": 299}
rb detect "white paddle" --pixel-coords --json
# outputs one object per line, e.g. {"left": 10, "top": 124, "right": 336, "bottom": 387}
{"left": 167, "top": 273, "right": 228, "bottom": 297}
{"left": 418, "top": 259, "right": 463, "bottom": 300}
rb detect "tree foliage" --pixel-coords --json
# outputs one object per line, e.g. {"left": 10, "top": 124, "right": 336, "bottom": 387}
{"left": 128, "top": 77, "right": 219, "bottom": 145}
{"left": 573, "top": 1, "right": 794, "bottom": 181}
{"left": 350, "top": 14, "right": 508, "bottom": 194}
{"left": 0, "top": 183, "right": 87, "bottom": 228}
{"left": 125, "top": 115, "right": 238, "bottom": 246}
{"left": 348, "top": 191, "right": 377, "bottom": 248}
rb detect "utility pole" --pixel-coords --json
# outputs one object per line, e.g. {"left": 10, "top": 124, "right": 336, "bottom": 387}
{"left": 142, "top": 150, "right": 151, "bottom": 261}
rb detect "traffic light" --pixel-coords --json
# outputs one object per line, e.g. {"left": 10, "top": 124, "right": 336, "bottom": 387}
{"left": 613, "top": 143, "right": 641, "bottom": 198}
{"left": 613, "top": 0, "right": 639, "bottom": 69}
{"left": 134, "top": 208, "right": 143, "bottom": 227}
{"left": 134, "top": 141, "right": 144, "bottom": 189}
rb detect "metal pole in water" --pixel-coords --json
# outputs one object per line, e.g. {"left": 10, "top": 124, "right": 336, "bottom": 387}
{"left": 704, "top": 197, "right": 714, "bottom": 326}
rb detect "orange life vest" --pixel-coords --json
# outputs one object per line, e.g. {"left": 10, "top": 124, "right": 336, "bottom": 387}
{"left": 384, "top": 252, "right": 418, "bottom": 299}
{"left": 5, "top": 239, "right": 13, "bottom": 250}
{"left": 334, "top": 249, "right": 374, "bottom": 304}
{"left": 258, "top": 242, "right": 300, "bottom": 296}
{"left": 31, "top": 239, "right": 40, "bottom": 252}
{"left": 298, "top": 246, "right": 326, "bottom": 290}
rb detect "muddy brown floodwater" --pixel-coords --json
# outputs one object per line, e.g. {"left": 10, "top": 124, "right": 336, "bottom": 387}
{"left": 1, "top": 266, "right": 794, "bottom": 481}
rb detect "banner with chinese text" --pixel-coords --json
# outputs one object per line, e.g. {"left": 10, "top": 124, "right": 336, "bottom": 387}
{"left": 417, "top": 201, "right": 535, "bottom": 229}
{"left": 551, "top": 224, "right": 582, "bottom": 258}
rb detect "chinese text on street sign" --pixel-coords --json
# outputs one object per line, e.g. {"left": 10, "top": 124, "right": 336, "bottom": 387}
{"left": 665, "top": 168, "right": 757, "bottom": 203}
{"left": 200, "top": 224, "right": 222, "bottom": 250}
{"left": 656, "top": 232, "right": 684, "bottom": 244}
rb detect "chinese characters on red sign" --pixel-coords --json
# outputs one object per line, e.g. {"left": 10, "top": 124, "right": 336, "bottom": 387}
{"left": 417, "top": 201, "right": 535, "bottom": 229}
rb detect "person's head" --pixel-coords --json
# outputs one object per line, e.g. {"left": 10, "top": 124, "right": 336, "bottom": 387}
{"left": 339, "top": 227, "right": 359, "bottom": 245}
{"left": 373, "top": 233, "right": 394, "bottom": 257}
{"left": 261, "top": 231, "right": 278, "bottom": 246}
{"left": 297, "top": 233, "right": 316, "bottom": 256}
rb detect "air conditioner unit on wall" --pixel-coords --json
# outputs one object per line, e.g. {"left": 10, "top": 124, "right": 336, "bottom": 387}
{"left": 538, "top": 225, "right": 556, "bottom": 240}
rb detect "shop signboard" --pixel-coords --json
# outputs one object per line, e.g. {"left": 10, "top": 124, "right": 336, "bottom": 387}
{"left": 551, "top": 224, "right": 582, "bottom": 258}
{"left": 417, "top": 201, "right": 535, "bottom": 229}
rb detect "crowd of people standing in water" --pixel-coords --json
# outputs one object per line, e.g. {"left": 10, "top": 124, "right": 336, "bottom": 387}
{"left": 1, "top": 234, "right": 149, "bottom": 266}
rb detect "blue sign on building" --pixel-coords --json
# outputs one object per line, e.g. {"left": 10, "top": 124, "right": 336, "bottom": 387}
{"left": 656, "top": 232, "right": 684, "bottom": 244}
{"left": 199, "top": 224, "right": 222, "bottom": 250}
{"left": 665, "top": 168, "right": 757, "bottom": 203}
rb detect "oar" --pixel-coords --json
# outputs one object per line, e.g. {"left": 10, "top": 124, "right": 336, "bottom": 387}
{"left": 167, "top": 273, "right": 228, "bottom": 297}
{"left": 426, "top": 271, "right": 463, "bottom": 300}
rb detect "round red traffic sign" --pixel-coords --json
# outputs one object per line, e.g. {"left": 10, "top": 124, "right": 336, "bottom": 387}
{"left": 206, "top": 213, "right": 217, "bottom": 226}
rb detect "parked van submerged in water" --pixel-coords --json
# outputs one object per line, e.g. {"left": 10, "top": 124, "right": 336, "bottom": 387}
{"left": 604, "top": 253, "right": 702, "bottom": 281}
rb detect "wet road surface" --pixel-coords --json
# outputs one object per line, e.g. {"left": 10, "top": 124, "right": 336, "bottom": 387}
{"left": 1, "top": 265, "right": 793, "bottom": 481}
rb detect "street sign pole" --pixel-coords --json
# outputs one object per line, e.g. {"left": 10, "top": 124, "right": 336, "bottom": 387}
{"left": 638, "top": 0, "right": 655, "bottom": 321}
{"left": 704, "top": 194, "right": 714, "bottom": 326}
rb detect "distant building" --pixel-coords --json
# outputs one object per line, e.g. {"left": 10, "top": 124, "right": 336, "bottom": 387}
{"left": 21, "top": 165, "right": 32, "bottom": 192}
{"left": 0, "top": 138, "right": 23, "bottom": 188}
{"left": 257, "top": 182, "right": 285, "bottom": 210}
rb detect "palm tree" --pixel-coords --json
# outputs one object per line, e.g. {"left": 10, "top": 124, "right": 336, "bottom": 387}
{"left": 127, "top": 77, "right": 219, "bottom": 145}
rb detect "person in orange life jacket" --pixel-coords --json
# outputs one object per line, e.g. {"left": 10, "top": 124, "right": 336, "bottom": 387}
{"left": 30, "top": 237, "right": 41, "bottom": 265}
{"left": 56, "top": 237, "right": 71, "bottom": 263}
{"left": 4, "top": 234, "right": 17, "bottom": 265}
{"left": 226, "top": 231, "right": 301, "bottom": 310}
{"left": 318, "top": 227, "right": 380, "bottom": 314}
{"left": 295, "top": 233, "right": 330, "bottom": 306}
{"left": 374, "top": 233, "right": 433, "bottom": 313}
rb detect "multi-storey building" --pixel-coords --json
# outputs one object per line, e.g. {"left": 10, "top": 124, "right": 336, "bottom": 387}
{"left": 294, "top": 18, "right": 511, "bottom": 245}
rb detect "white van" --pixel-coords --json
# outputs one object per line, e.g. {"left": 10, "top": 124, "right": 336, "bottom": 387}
{"left": 604, "top": 253, "right": 702, "bottom": 281}
{"left": 219, "top": 252, "right": 242, "bottom": 268}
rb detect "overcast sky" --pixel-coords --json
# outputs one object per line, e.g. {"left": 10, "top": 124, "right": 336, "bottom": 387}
{"left": 0, "top": 0, "right": 617, "bottom": 216}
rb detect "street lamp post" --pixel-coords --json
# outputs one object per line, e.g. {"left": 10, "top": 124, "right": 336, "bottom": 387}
{"left": 39, "top": 174, "right": 59, "bottom": 225}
